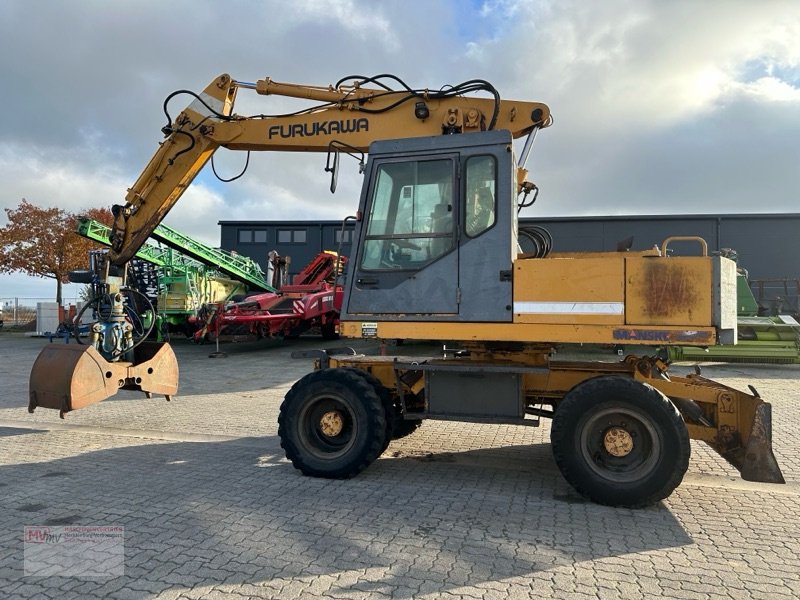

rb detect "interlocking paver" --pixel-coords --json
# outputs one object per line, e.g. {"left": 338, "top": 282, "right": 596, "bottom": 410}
{"left": 1, "top": 334, "right": 800, "bottom": 599}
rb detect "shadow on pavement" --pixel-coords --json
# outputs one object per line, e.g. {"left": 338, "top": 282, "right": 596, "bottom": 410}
{"left": 0, "top": 431, "right": 693, "bottom": 598}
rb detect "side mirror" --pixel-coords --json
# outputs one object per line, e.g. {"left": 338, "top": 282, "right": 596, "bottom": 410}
{"left": 326, "top": 148, "right": 340, "bottom": 194}
{"left": 324, "top": 141, "right": 365, "bottom": 194}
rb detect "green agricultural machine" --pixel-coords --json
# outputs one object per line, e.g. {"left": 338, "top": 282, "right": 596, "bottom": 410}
{"left": 76, "top": 217, "right": 274, "bottom": 336}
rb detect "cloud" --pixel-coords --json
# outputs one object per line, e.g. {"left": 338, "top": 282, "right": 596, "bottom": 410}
{"left": 290, "top": 0, "right": 399, "bottom": 50}
{"left": 0, "top": 0, "right": 798, "bottom": 240}
{"left": 492, "top": 3, "right": 794, "bottom": 101}
{"left": 0, "top": 142, "right": 128, "bottom": 221}
{"left": 732, "top": 76, "right": 800, "bottom": 102}
{"left": 456, "top": 0, "right": 800, "bottom": 217}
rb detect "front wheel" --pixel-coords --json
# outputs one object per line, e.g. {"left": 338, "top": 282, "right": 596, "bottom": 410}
{"left": 279, "top": 369, "right": 388, "bottom": 478}
{"left": 550, "top": 376, "right": 690, "bottom": 508}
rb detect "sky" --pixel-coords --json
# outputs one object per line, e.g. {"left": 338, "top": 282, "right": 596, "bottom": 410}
{"left": 0, "top": 0, "right": 798, "bottom": 301}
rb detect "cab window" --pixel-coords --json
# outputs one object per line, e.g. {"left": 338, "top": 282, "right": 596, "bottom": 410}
{"left": 361, "top": 159, "right": 455, "bottom": 270}
{"left": 465, "top": 155, "right": 496, "bottom": 238}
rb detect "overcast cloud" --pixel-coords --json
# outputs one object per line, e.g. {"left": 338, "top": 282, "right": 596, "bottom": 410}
{"left": 1, "top": 0, "right": 798, "bottom": 298}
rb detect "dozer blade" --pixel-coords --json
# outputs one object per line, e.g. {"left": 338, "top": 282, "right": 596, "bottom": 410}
{"left": 739, "top": 402, "right": 785, "bottom": 484}
{"left": 29, "top": 342, "right": 179, "bottom": 418}
{"left": 652, "top": 369, "right": 785, "bottom": 484}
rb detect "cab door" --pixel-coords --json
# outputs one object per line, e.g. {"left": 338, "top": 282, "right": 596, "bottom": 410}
{"left": 456, "top": 151, "right": 514, "bottom": 322}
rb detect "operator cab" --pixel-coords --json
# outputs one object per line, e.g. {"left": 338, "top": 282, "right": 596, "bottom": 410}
{"left": 342, "top": 130, "right": 517, "bottom": 322}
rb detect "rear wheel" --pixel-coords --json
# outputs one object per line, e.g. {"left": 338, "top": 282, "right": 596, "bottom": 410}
{"left": 550, "top": 376, "right": 690, "bottom": 508}
{"left": 279, "top": 368, "right": 387, "bottom": 478}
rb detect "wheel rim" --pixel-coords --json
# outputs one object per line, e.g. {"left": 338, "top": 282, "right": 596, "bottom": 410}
{"left": 604, "top": 427, "right": 634, "bottom": 457}
{"left": 299, "top": 395, "right": 357, "bottom": 459}
{"left": 319, "top": 410, "right": 344, "bottom": 437}
{"left": 579, "top": 406, "right": 660, "bottom": 483}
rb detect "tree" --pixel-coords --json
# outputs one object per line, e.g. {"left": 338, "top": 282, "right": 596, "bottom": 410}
{"left": 0, "top": 199, "right": 113, "bottom": 303}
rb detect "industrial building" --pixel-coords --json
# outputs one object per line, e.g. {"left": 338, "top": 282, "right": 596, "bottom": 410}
{"left": 220, "top": 213, "right": 800, "bottom": 314}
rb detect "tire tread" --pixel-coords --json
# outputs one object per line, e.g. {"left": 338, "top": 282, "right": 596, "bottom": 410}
{"left": 279, "top": 368, "right": 387, "bottom": 479}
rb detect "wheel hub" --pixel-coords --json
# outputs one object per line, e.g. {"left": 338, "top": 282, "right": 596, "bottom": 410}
{"left": 603, "top": 426, "right": 634, "bottom": 457}
{"left": 319, "top": 410, "right": 344, "bottom": 437}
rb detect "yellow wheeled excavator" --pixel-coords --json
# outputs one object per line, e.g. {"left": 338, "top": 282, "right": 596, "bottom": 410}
{"left": 29, "top": 72, "right": 784, "bottom": 507}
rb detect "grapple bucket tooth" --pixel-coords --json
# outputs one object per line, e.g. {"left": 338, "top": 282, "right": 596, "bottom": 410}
{"left": 28, "top": 342, "right": 179, "bottom": 417}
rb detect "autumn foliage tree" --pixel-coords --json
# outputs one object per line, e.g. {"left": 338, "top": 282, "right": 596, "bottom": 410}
{"left": 0, "top": 199, "right": 114, "bottom": 303}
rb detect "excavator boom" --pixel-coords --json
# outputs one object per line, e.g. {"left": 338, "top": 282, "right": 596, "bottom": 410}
{"left": 110, "top": 73, "right": 550, "bottom": 266}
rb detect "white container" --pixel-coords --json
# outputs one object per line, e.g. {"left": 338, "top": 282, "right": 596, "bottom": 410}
{"left": 36, "top": 302, "right": 60, "bottom": 335}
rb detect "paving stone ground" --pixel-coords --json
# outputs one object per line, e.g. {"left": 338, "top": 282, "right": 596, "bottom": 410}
{"left": 1, "top": 333, "right": 799, "bottom": 599}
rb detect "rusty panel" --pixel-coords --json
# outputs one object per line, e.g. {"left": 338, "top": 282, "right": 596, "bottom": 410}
{"left": 625, "top": 257, "right": 712, "bottom": 326}
{"left": 513, "top": 257, "right": 625, "bottom": 325}
{"left": 29, "top": 342, "right": 179, "bottom": 416}
{"left": 29, "top": 345, "right": 122, "bottom": 413}
{"left": 128, "top": 342, "right": 180, "bottom": 396}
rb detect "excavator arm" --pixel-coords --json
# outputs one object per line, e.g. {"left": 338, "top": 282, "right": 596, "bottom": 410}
{"left": 110, "top": 73, "right": 551, "bottom": 265}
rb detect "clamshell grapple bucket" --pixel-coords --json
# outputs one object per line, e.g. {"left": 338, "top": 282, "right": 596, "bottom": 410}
{"left": 29, "top": 342, "right": 179, "bottom": 418}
